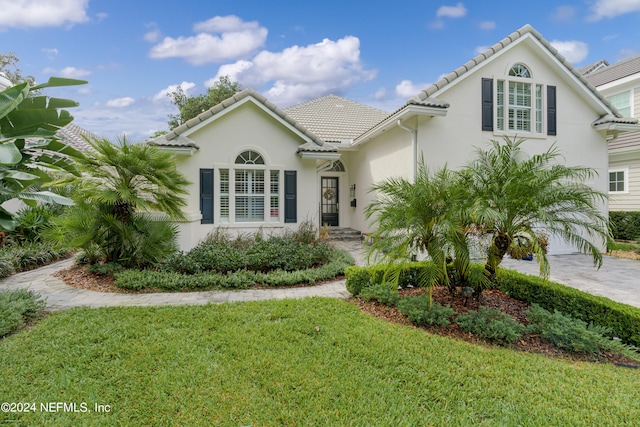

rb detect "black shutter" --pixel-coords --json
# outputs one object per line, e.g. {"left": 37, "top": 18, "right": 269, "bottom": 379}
{"left": 200, "top": 168, "right": 214, "bottom": 224}
{"left": 481, "top": 78, "right": 493, "bottom": 131}
{"left": 547, "top": 86, "right": 557, "bottom": 136}
{"left": 284, "top": 170, "right": 297, "bottom": 223}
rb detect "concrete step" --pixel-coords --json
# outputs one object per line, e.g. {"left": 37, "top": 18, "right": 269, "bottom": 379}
{"left": 326, "top": 227, "right": 362, "bottom": 241}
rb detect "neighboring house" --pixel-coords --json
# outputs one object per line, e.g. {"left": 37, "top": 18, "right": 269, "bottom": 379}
{"left": 150, "top": 24, "right": 639, "bottom": 254}
{"left": 583, "top": 55, "right": 640, "bottom": 211}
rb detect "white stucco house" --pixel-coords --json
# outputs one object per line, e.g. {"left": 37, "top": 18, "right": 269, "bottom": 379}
{"left": 583, "top": 55, "right": 640, "bottom": 211}
{"left": 150, "top": 24, "right": 639, "bottom": 254}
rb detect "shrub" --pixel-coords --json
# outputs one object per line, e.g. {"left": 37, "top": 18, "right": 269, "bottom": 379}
{"left": 0, "top": 241, "right": 72, "bottom": 278}
{"left": 359, "top": 283, "right": 400, "bottom": 306}
{"left": 609, "top": 211, "right": 640, "bottom": 241}
{"left": 0, "top": 289, "right": 46, "bottom": 337}
{"left": 526, "top": 304, "right": 638, "bottom": 357}
{"left": 88, "top": 263, "right": 125, "bottom": 276}
{"left": 455, "top": 307, "right": 526, "bottom": 345}
{"left": 397, "top": 295, "right": 455, "bottom": 327}
{"left": 496, "top": 268, "right": 640, "bottom": 347}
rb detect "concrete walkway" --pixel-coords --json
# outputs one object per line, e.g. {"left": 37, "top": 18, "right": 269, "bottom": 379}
{"left": 1, "top": 241, "right": 639, "bottom": 310}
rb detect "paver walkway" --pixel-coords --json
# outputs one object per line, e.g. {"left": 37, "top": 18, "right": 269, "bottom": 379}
{"left": 1, "top": 241, "right": 639, "bottom": 310}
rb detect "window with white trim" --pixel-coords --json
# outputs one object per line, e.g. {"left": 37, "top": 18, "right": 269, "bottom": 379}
{"left": 495, "top": 64, "right": 545, "bottom": 134}
{"left": 609, "top": 168, "right": 629, "bottom": 194}
{"left": 607, "top": 91, "right": 631, "bottom": 117}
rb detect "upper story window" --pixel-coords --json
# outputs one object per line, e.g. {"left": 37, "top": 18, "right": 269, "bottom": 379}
{"left": 607, "top": 91, "right": 631, "bottom": 117}
{"left": 482, "top": 64, "right": 556, "bottom": 136}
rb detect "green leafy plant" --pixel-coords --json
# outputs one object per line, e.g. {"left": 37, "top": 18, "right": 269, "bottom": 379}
{"left": 455, "top": 307, "right": 526, "bottom": 345}
{"left": 0, "top": 77, "right": 87, "bottom": 231}
{"left": 359, "top": 283, "right": 400, "bottom": 306}
{"left": 526, "top": 304, "right": 638, "bottom": 359}
{"left": 397, "top": 295, "right": 456, "bottom": 326}
{"left": 0, "top": 289, "right": 46, "bottom": 337}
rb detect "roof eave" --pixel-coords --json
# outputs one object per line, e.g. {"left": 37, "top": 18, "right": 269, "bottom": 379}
{"left": 353, "top": 104, "right": 448, "bottom": 146}
{"left": 298, "top": 151, "right": 341, "bottom": 160}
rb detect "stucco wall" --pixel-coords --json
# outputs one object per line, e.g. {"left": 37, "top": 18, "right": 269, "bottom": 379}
{"left": 172, "top": 101, "right": 319, "bottom": 250}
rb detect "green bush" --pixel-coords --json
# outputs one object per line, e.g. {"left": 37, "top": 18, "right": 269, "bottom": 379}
{"left": 88, "top": 262, "right": 125, "bottom": 276}
{"left": 359, "top": 283, "right": 400, "bottom": 306}
{"left": 397, "top": 295, "right": 455, "bottom": 327}
{"left": 496, "top": 268, "right": 640, "bottom": 347}
{"left": 0, "top": 289, "right": 46, "bottom": 337}
{"left": 609, "top": 211, "right": 640, "bottom": 241}
{"left": 165, "top": 234, "right": 335, "bottom": 275}
{"left": 526, "top": 304, "right": 638, "bottom": 358}
{"left": 345, "top": 262, "right": 448, "bottom": 296}
{"left": 115, "top": 249, "right": 354, "bottom": 292}
{"left": 455, "top": 307, "right": 526, "bottom": 345}
{"left": 0, "top": 241, "right": 72, "bottom": 278}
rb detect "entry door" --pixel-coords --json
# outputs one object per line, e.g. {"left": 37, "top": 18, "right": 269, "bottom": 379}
{"left": 321, "top": 177, "right": 339, "bottom": 226}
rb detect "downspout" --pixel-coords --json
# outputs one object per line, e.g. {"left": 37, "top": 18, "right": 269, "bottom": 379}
{"left": 397, "top": 119, "right": 417, "bottom": 181}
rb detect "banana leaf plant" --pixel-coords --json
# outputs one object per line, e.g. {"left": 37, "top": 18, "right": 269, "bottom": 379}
{"left": 0, "top": 77, "right": 87, "bottom": 231}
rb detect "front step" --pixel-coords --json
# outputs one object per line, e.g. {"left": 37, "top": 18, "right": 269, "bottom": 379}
{"left": 326, "top": 227, "right": 362, "bottom": 241}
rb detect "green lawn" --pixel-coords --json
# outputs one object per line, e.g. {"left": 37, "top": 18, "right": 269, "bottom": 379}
{"left": 1, "top": 298, "right": 638, "bottom": 426}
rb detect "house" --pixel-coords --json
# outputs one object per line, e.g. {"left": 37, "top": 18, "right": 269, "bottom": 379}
{"left": 150, "top": 24, "right": 639, "bottom": 254}
{"left": 582, "top": 55, "right": 640, "bottom": 211}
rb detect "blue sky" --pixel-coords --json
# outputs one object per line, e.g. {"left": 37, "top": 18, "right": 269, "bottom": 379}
{"left": 3, "top": 0, "right": 640, "bottom": 141}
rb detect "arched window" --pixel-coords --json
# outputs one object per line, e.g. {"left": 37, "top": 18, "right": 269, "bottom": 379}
{"left": 327, "top": 160, "right": 345, "bottom": 172}
{"left": 235, "top": 150, "right": 264, "bottom": 165}
{"left": 508, "top": 63, "right": 531, "bottom": 78}
{"left": 217, "top": 150, "right": 280, "bottom": 223}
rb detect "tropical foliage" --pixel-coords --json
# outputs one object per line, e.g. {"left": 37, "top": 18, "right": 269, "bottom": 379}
{"left": 366, "top": 136, "right": 612, "bottom": 291}
{"left": 0, "top": 77, "right": 87, "bottom": 231}
{"left": 47, "top": 137, "right": 190, "bottom": 268}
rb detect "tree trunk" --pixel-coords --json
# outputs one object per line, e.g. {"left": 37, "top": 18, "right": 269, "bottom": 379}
{"left": 485, "top": 232, "right": 511, "bottom": 277}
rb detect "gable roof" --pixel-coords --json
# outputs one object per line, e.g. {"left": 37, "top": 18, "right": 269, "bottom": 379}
{"left": 583, "top": 54, "right": 640, "bottom": 87}
{"left": 284, "top": 94, "right": 388, "bottom": 143}
{"left": 149, "top": 88, "right": 336, "bottom": 154}
{"left": 409, "top": 24, "right": 624, "bottom": 122}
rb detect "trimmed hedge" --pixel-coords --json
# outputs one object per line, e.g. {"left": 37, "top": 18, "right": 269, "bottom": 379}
{"left": 496, "top": 268, "right": 640, "bottom": 347}
{"left": 115, "top": 249, "right": 354, "bottom": 291}
{"left": 610, "top": 211, "right": 640, "bottom": 241}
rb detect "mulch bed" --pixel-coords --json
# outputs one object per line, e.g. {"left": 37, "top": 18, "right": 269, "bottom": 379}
{"left": 352, "top": 286, "right": 640, "bottom": 369}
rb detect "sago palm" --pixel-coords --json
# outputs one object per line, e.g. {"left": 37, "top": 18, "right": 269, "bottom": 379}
{"left": 462, "top": 136, "right": 611, "bottom": 277}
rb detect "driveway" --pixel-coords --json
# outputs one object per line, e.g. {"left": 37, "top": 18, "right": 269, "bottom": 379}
{"left": 501, "top": 254, "right": 640, "bottom": 308}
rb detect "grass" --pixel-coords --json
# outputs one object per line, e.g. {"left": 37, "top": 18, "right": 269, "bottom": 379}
{"left": 609, "top": 240, "right": 640, "bottom": 253}
{"left": 1, "top": 298, "right": 639, "bottom": 426}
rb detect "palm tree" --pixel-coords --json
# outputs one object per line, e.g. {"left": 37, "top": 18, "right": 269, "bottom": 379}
{"left": 364, "top": 159, "right": 476, "bottom": 293}
{"left": 49, "top": 136, "right": 191, "bottom": 267}
{"left": 462, "top": 136, "right": 612, "bottom": 278}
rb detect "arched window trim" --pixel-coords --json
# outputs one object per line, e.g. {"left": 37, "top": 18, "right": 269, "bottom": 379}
{"left": 508, "top": 63, "right": 532, "bottom": 78}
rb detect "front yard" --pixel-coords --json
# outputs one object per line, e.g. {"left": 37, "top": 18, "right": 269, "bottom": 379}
{"left": 1, "top": 298, "right": 639, "bottom": 426}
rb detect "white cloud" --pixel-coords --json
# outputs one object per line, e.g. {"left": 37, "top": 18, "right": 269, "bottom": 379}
{"left": 58, "top": 66, "right": 92, "bottom": 78}
{"left": 478, "top": 21, "right": 495, "bottom": 30}
{"left": 208, "top": 36, "right": 375, "bottom": 106}
{"left": 474, "top": 45, "right": 490, "bottom": 55}
{"left": 0, "top": 0, "right": 89, "bottom": 28}
{"left": 153, "top": 82, "right": 197, "bottom": 102}
{"left": 436, "top": 3, "right": 467, "bottom": 18}
{"left": 106, "top": 97, "right": 135, "bottom": 108}
{"left": 550, "top": 40, "right": 589, "bottom": 63}
{"left": 395, "top": 80, "right": 430, "bottom": 98}
{"left": 588, "top": 0, "right": 640, "bottom": 21}
{"left": 149, "top": 15, "right": 267, "bottom": 65}
{"left": 42, "top": 48, "right": 59, "bottom": 59}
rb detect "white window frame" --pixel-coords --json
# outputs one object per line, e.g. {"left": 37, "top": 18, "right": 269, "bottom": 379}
{"left": 607, "top": 91, "right": 631, "bottom": 117}
{"left": 609, "top": 167, "right": 629, "bottom": 194}
{"left": 495, "top": 64, "right": 546, "bottom": 137}
{"left": 215, "top": 149, "right": 283, "bottom": 226}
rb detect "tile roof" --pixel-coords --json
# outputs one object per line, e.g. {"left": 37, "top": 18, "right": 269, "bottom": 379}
{"left": 150, "top": 88, "right": 336, "bottom": 153}
{"left": 578, "top": 59, "right": 609, "bottom": 76}
{"left": 583, "top": 54, "right": 640, "bottom": 87}
{"left": 284, "top": 94, "right": 389, "bottom": 143}
{"left": 410, "top": 24, "right": 622, "bottom": 118}
{"left": 55, "top": 123, "right": 97, "bottom": 152}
